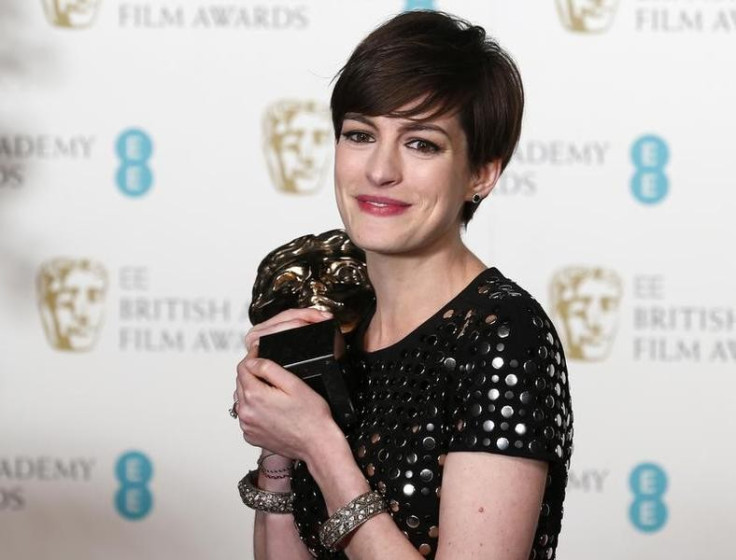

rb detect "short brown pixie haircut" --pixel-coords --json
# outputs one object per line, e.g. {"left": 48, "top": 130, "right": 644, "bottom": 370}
{"left": 331, "top": 10, "right": 524, "bottom": 225}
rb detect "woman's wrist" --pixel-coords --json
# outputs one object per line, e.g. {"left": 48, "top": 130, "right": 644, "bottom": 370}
{"left": 257, "top": 450, "right": 294, "bottom": 493}
{"left": 257, "top": 470, "right": 292, "bottom": 493}
{"left": 259, "top": 449, "right": 293, "bottom": 466}
{"left": 304, "top": 424, "right": 370, "bottom": 515}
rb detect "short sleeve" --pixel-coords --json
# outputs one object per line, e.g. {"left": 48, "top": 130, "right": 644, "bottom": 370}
{"left": 447, "top": 295, "right": 573, "bottom": 464}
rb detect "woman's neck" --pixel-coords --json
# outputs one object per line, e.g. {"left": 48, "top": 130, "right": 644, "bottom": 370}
{"left": 363, "top": 241, "right": 487, "bottom": 352}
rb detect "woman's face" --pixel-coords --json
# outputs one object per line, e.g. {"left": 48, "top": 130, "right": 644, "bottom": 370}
{"left": 334, "top": 106, "right": 477, "bottom": 258}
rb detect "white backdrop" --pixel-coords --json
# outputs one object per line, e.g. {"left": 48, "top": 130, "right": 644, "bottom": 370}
{"left": 1, "top": 1, "right": 734, "bottom": 559}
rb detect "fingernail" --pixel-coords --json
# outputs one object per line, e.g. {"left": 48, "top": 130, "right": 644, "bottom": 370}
{"left": 245, "top": 358, "right": 258, "bottom": 369}
{"left": 320, "top": 310, "right": 333, "bottom": 317}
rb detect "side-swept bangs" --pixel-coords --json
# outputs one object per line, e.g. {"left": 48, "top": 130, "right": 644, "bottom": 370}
{"left": 331, "top": 11, "right": 524, "bottom": 223}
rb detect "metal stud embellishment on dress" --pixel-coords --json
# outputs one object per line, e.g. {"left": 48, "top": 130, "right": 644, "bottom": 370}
{"left": 288, "top": 269, "right": 572, "bottom": 559}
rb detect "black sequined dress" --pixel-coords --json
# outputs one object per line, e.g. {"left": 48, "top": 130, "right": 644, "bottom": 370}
{"left": 291, "top": 267, "right": 573, "bottom": 559}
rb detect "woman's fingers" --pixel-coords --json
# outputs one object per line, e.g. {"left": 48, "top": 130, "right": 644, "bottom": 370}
{"left": 244, "top": 358, "right": 297, "bottom": 393}
{"left": 236, "top": 308, "right": 333, "bottom": 445}
{"left": 248, "top": 308, "right": 332, "bottom": 339}
{"left": 256, "top": 307, "right": 332, "bottom": 327}
{"left": 245, "top": 319, "right": 308, "bottom": 351}
{"left": 245, "top": 310, "right": 333, "bottom": 351}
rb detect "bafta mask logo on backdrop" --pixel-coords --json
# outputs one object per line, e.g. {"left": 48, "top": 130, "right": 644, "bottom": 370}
{"left": 404, "top": 0, "right": 436, "bottom": 10}
{"left": 41, "top": 0, "right": 101, "bottom": 29}
{"left": 550, "top": 266, "right": 623, "bottom": 361}
{"left": 555, "top": 0, "right": 619, "bottom": 33}
{"left": 37, "top": 258, "right": 108, "bottom": 352}
{"left": 631, "top": 134, "right": 669, "bottom": 205}
{"left": 263, "top": 100, "right": 331, "bottom": 195}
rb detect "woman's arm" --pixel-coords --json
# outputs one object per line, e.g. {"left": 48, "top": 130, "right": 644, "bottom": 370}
{"left": 435, "top": 453, "right": 547, "bottom": 559}
{"left": 304, "top": 422, "right": 423, "bottom": 559}
{"left": 253, "top": 456, "right": 312, "bottom": 560}
{"left": 306, "top": 427, "right": 547, "bottom": 560}
{"left": 238, "top": 319, "right": 550, "bottom": 558}
{"left": 238, "top": 308, "right": 334, "bottom": 560}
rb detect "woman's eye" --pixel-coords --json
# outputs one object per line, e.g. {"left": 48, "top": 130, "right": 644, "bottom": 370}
{"left": 407, "top": 139, "right": 440, "bottom": 154}
{"left": 342, "top": 131, "right": 374, "bottom": 143}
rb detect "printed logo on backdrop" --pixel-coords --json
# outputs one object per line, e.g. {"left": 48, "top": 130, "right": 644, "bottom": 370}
{"left": 35, "top": 261, "right": 249, "bottom": 353}
{"left": 263, "top": 100, "right": 332, "bottom": 195}
{"left": 550, "top": 269, "right": 736, "bottom": 363}
{"left": 632, "top": 275, "right": 736, "bottom": 362}
{"left": 497, "top": 139, "right": 611, "bottom": 196}
{"left": 37, "top": 258, "right": 109, "bottom": 352}
{"left": 41, "top": 0, "right": 102, "bottom": 28}
{"left": 631, "top": 134, "right": 669, "bottom": 205}
{"left": 555, "top": 0, "right": 620, "bottom": 33}
{"left": 0, "top": 134, "right": 95, "bottom": 190}
{"left": 118, "top": 266, "right": 249, "bottom": 352}
{"left": 116, "top": 128, "right": 154, "bottom": 198}
{"left": 557, "top": 0, "right": 736, "bottom": 34}
{"left": 117, "top": 3, "right": 309, "bottom": 29}
{"left": 0, "top": 456, "right": 96, "bottom": 512}
{"left": 550, "top": 267, "right": 623, "bottom": 361}
{"left": 115, "top": 451, "right": 153, "bottom": 520}
{"left": 629, "top": 463, "right": 668, "bottom": 532}
{"left": 404, "top": 0, "right": 436, "bottom": 11}
{"left": 568, "top": 468, "right": 610, "bottom": 493}
{"left": 635, "top": 0, "right": 736, "bottom": 33}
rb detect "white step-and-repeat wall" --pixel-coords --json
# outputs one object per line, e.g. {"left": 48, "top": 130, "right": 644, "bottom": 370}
{"left": 1, "top": 1, "right": 734, "bottom": 558}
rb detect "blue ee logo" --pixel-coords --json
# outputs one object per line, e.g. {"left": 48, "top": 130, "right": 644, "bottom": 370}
{"left": 631, "top": 135, "right": 669, "bottom": 205}
{"left": 115, "top": 451, "right": 154, "bottom": 520}
{"left": 404, "top": 0, "right": 436, "bottom": 10}
{"left": 116, "top": 128, "right": 154, "bottom": 197}
{"left": 629, "top": 463, "right": 668, "bottom": 533}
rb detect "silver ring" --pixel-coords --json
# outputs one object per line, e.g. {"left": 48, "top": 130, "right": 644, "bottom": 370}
{"left": 229, "top": 400, "right": 239, "bottom": 419}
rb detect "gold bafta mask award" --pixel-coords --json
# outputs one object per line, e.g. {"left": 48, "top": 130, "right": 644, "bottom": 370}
{"left": 37, "top": 258, "right": 108, "bottom": 351}
{"left": 550, "top": 266, "right": 623, "bottom": 361}
{"left": 42, "top": 0, "right": 101, "bottom": 29}
{"left": 262, "top": 100, "right": 332, "bottom": 195}
{"left": 249, "top": 230, "right": 374, "bottom": 429}
{"left": 555, "top": 0, "right": 619, "bottom": 33}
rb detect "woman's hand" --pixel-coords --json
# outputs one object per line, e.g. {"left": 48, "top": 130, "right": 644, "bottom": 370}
{"left": 235, "top": 355, "right": 336, "bottom": 462}
{"left": 243, "top": 307, "right": 334, "bottom": 354}
{"left": 235, "top": 307, "right": 340, "bottom": 462}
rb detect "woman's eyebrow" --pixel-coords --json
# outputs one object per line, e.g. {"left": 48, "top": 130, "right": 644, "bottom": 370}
{"left": 343, "top": 113, "right": 450, "bottom": 138}
{"left": 399, "top": 122, "right": 450, "bottom": 139}
{"left": 343, "top": 113, "right": 375, "bottom": 127}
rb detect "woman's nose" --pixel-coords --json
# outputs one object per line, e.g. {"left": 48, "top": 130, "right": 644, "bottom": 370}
{"left": 365, "top": 142, "right": 401, "bottom": 187}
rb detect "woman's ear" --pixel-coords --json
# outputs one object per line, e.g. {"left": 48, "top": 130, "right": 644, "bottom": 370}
{"left": 467, "top": 159, "right": 502, "bottom": 202}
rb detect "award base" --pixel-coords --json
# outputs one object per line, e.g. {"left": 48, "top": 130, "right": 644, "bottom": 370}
{"left": 258, "top": 319, "right": 358, "bottom": 430}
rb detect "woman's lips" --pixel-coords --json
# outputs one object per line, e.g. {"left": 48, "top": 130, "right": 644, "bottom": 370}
{"left": 356, "top": 195, "right": 411, "bottom": 216}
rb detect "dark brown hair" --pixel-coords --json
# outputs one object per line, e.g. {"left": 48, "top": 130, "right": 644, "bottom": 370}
{"left": 331, "top": 10, "right": 524, "bottom": 224}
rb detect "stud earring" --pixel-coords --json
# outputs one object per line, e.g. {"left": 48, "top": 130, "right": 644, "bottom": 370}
{"left": 471, "top": 193, "right": 482, "bottom": 204}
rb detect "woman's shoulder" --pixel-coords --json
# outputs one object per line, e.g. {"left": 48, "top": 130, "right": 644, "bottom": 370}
{"left": 437, "top": 267, "right": 566, "bottom": 373}
{"left": 448, "top": 268, "right": 572, "bottom": 464}
{"left": 456, "top": 267, "right": 553, "bottom": 327}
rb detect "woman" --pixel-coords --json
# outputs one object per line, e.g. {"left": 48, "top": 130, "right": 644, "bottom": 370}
{"left": 234, "top": 10, "right": 573, "bottom": 560}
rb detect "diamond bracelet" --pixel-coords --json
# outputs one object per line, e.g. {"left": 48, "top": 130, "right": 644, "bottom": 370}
{"left": 318, "top": 491, "right": 387, "bottom": 551}
{"left": 237, "top": 470, "right": 294, "bottom": 514}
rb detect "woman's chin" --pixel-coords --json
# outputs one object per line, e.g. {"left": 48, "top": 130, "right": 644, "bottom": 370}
{"left": 351, "top": 234, "right": 412, "bottom": 257}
